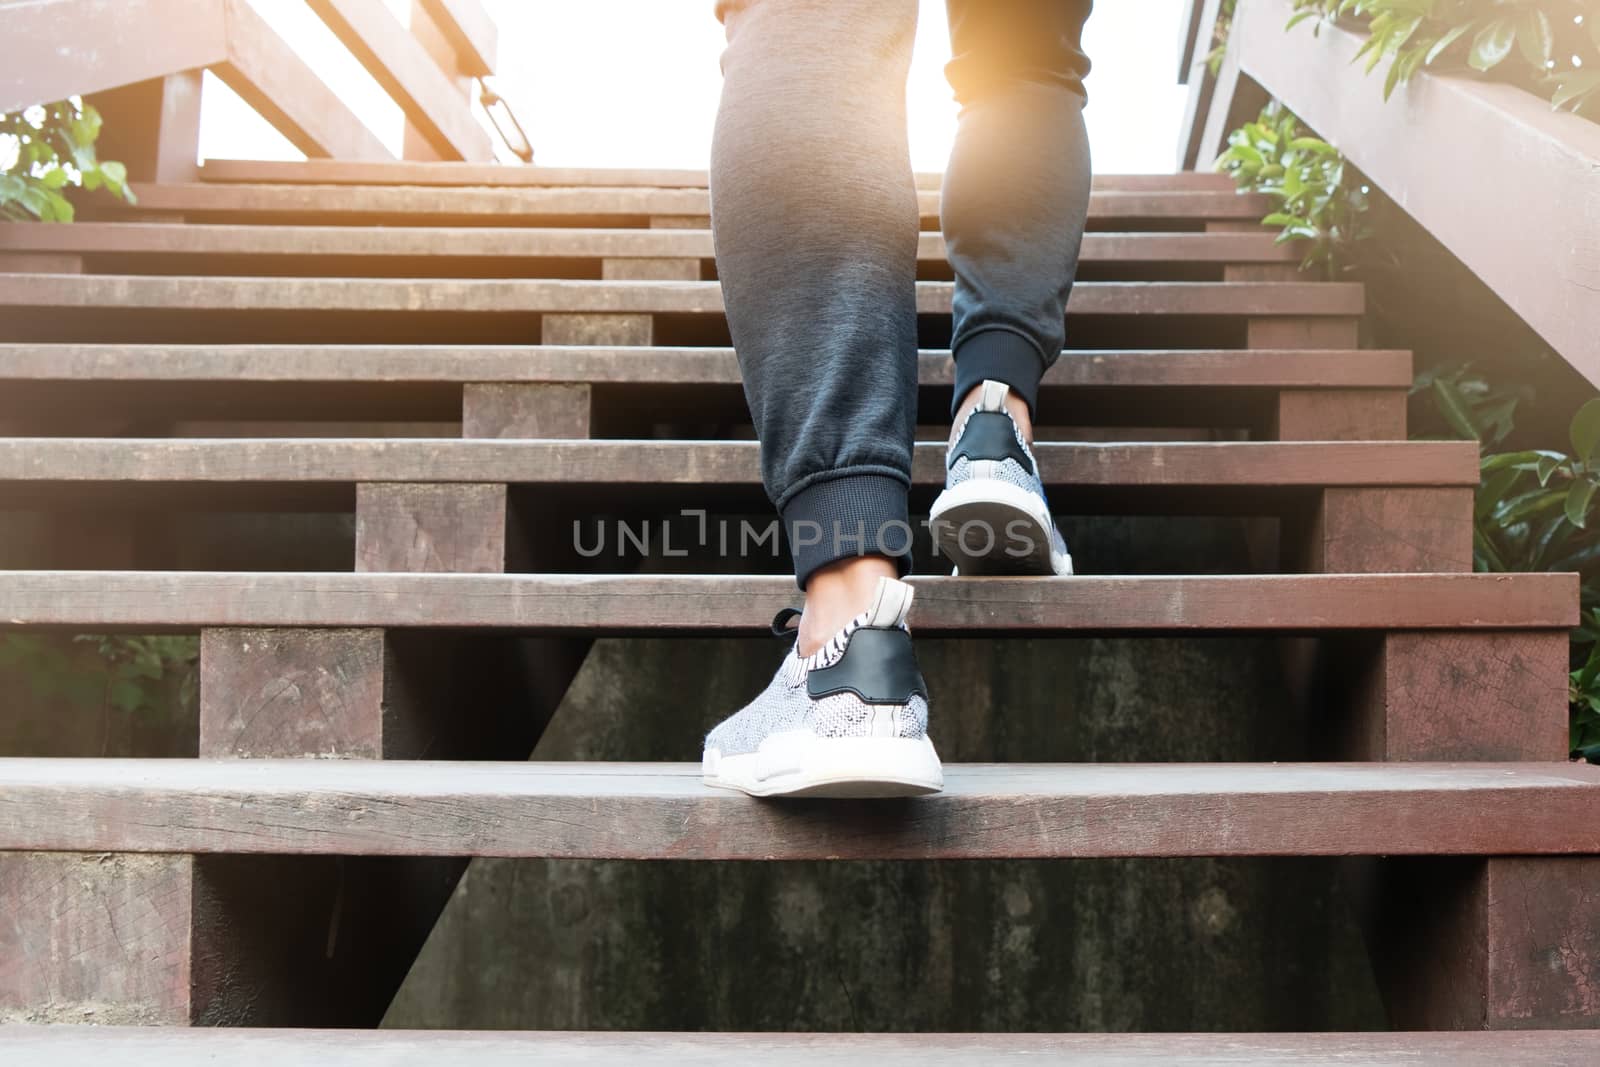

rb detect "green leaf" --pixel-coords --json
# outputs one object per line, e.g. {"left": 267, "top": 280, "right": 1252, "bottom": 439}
{"left": 1431, "top": 376, "right": 1481, "bottom": 440}
{"left": 1516, "top": 9, "right": 1553, "bottom": 71}
{"left": 1425, "top": 21, "right": 1477, "bottom": 66}
{"left": 1571, "top": 398, "right": 1600, "bottom": 463}
{"left": 1553, "top": 71, "right": 1600, "bottom": 112}
{"left": 1469, "top": 19, "right": 1516, "bottom": 72}
{"left": 1567, "top": 479, "right": 1598, "bottom": 529}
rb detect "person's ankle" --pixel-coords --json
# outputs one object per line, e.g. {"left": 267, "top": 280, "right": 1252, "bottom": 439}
{"left": 951, "top": 381, "right": 1034, "bottom": 449}
{"left": 798, "top": 555, "right": 899, "bottom": 657}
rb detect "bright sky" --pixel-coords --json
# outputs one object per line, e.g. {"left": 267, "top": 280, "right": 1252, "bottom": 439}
{"left": 201, "top": 0, "right": 1190, "bottom": 174}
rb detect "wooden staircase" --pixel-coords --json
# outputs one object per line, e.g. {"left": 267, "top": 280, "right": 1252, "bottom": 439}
{"left": 0, "top": 161, "right": 1596, "bottom": 1059}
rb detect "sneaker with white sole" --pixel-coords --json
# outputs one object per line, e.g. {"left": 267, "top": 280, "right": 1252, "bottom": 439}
{"left": 929, "top": 379, "right": 1073, "bottom": 576}
{"left": 702, "top": 575, "right": 943, "bottom": 798}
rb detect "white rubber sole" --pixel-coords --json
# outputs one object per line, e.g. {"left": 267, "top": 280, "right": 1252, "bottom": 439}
{"left": 703, "top": 732, "right": 944, "bottom": 798}
{"left": 928, "top": 478, "right": 1073, "bottom": 576}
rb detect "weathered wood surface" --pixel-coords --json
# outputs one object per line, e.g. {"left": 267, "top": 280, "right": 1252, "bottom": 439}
{"left": 1373, "top": 856, "right": 1600, "bottom": 1030}
{"left": 213, "top": 0, "right": 391, "bottom": 162}
{"left": 196, "top": 160, "right": 1239, "bottom": 191}
{"left": 0, "top": 223, "right": 1302, "bottom": 266}
{"left": 0, "top": 276, "right": 1364, "bottom": 318}
{"left": 0, "top": 0, "right": 226, "bottom": 114}
{"left": 0, "top": 572, "right": 1575, "bottom": 633}
{"left": 0, "top": 853, "right": 195, "bottom": 1025}
{"left": 417, "top": 0, "right": 496, "bottom": 77}
{"left": 0, "top": 438, "right": 1477, "bottom": 488}
{"left": 354, "top": 483, "right": 507, "bottom": 572}
{"left": 305, "top": 0, "right": 491, "bottom": 162}
{"left": 116, "top": 183, "right": 1275, "bottom": 223}
{"left": 0, "top": 344, "right": 1413, "bottom": 388}
{"left": 1235, "top": 0, "right": 1600, "bottom": 383}
{"left": 1303, "top": 488, "right": 1475, "bottom": 573}
{"left": 1, "top": 760, "right": 1598, "bottom": 859}
{"left": 8, "top": 1026, "right": 1600, "bottom": 1065}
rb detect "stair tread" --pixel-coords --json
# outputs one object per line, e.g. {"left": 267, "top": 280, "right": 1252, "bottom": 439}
{"left": 17, "top": 1026, "right": 1599, "bottom": 1064}
{"left": 0, "top": 344, "right": 1415, "bottom": 387}
{"left": 0, "top": 438, "right": 1477, "bottom": 488}
{"left": 0, "top": 276, "right": 1364, "bottom": 317}
{"left": 0, "top": 222, "right": 1299, "bottom": 265}
{"left": 2, "top": 758, "right": 1598, "bottom": 859}
{"left": 0, "top": 572, "right": 1574, "bottom": 632}
{"left": 122, "top": 183, "right": 1271, "bottom": 221}
{"left": 197, "top": 158, "right": 1242, "bottom": 193}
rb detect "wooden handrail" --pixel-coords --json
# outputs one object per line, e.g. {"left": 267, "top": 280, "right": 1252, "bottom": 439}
{"left": 2, "top": 0, "right": 518, "bottom": 171}
{"left": 1210, "top": 0, "right": 1600, "bottom": 382}
{"left": 1176, "top": 0, "right": 1223, "bottom": 170}
{"left": 306, "top": 0, "right": 493, "bottom": 161}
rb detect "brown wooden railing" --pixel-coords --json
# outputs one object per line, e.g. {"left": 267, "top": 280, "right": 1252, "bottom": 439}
{"left": 1, "top": 0, "right": 529, "bottom": 182}
{"left": 1180, "top": 0, "right": 1600, "bottom": 384}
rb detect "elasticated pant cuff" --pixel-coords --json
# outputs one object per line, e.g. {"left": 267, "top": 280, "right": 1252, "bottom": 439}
{"left": 951, "top": 328, "right": 1048, "bottom": 417}
{"left": 781, "top": 473, "right": 913, "bottom": 589}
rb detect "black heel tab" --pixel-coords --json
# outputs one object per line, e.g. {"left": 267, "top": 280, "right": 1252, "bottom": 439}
{"left": 807, "top": 628, "right": 927, "bottom": 705}
{"left": 949, "top": 411, "right": 1034, "bottom": 472}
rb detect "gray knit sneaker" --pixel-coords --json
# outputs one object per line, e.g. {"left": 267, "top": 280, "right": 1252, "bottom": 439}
{"left": 929, "top": 379, "right": 1073, "bottom": 576}
{"left": 702, "top": 576, "right": 942, "bottom": 798}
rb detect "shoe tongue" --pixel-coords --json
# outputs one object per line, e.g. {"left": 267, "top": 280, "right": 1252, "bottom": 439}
{"left": 864, "top": 576, "right": 914, "bottom": 629}
{"left": 978, "top": 379, "right": 1010, "bottom": 414}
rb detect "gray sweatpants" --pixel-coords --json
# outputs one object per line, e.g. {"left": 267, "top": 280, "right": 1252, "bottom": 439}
{"left": 711, "top": 0, "right": 1094, "bottom": 587}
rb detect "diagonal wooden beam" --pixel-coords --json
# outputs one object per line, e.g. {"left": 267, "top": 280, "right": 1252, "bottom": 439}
{"left": 306, "top": 0, "right": 492, "bottom": 161}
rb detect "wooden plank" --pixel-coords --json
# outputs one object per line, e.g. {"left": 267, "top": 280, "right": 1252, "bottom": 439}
{"left": 417, "top": 0, "right": 496, "bottom": 76}
{"left": 0, "top": 345, "right": 1414, "bottom": 388}
{"left": 1307, "top": 488, "right": 1474, "bottom": 573}
{"left": 195, "top": 160, "right": 1238, "bottom": 192}
{"left": 10, "top": 1026, "right": 1600, "bottom": 1065}
{"left": 214, "top": 0, "right": 391, "bottom": 161}
{"left": 1248, "top": 317, "right": 1360, "bottom": 349}
{"left": 1373, "top": 857, "right": 1600, "bottom": 1031}
{"left": 1, "top": 759, "right": 1599, "bottom": 859}
{"left": 1275, "top": 389, "right": 1406, "bottom": 440}
{"left": 0, "top": 853, "right": 195, "bottom": 1024}
{"left": 1177, "top": 0, "right": 1222, "bottom": 170}
{"left": 0, "top": 0, "right": 226, "bottom": 113}
{"left": 540, "top": 313, "right": 653, "bottom": 346}
{"left": 1235, "top": 0, "right": 1600, "bottom": 382}
{"left": 305, "top": 0, "right": 492, "bottom": 161}
{"left": 87, "top": 71, "right": 205, "bottom": 184}
{"left": 0, "top": 276, "right": 1366, "bottom": 318}
{"left": 354, "top": 483, "right": 506, "bottom": 573}
{"left": 0, "top": 223, "right": 1302, "bottom": 267}
{"left": 116, "top": 183, "right": 1275, "bottom": 223}
{"left": 0, "top": 439, "right": 1479, "bottom": 490}
{"left": 461, "top": 384, "right": 591, "bottom": 439}
{"left": 0, "top": 572, "right": 1575, "bottom": 634}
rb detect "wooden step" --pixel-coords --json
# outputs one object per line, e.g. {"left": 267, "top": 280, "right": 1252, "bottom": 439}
{"left": 115, "top": 182, "right": 1271, "bottom": 226}
{"left": 0, "top": 275, "right": 1364, "bottom": 317}
{"left": 197, "top": 158, "right": 1242, "bottom": 193}
{"left": 0, "top": 572, "right": 1573, "bottom": 633}
{"left": 2, "top": 758, "right": 1598, "bottom": 859}
{"left": 0, "top": 221, "right": 1301, "bottom": 270}
{"left": 0, "top": 439, "right": 1477, "bottom": 504}
{"left": 0, "top": 343, "right": 1412, "bottom": 387}
{"left": 0, "top": 345, "right": 1414, "bottom": 437}
{"left": 7, "top": 1026, "right": 1600, "bottom": 1065}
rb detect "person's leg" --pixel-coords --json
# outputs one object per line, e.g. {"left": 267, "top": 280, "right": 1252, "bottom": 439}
{"left": 703, "top": 0, "right": 939, "bottom": 799}
{"left": 942, "top": 0, "right": 1094, "bottom": 427}
{"left": 929, "top": 0, "right": 1093, "bottom": 576}
{"left": 711, "top": 0, "right": 920, "bottom": 655}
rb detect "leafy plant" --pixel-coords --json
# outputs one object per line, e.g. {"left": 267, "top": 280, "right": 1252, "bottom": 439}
{"left": 1420, "top": 364, "right": 1600, "bottom": 760}
{"left": 0, "top": 635, "right": 197, "bottom": 753}
{"left": 1214, "top": 102, "right": 1370, "bottom": 277}
{"left": 1, "top": 98, "right": 136, "bottom": 222}
{"left": 1288, "top": 0, "right": 1600, "bottom": 117}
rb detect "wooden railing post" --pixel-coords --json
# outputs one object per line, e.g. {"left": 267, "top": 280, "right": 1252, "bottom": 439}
{"left": 86, "top": 71, "right": 204, "bottom": 185}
